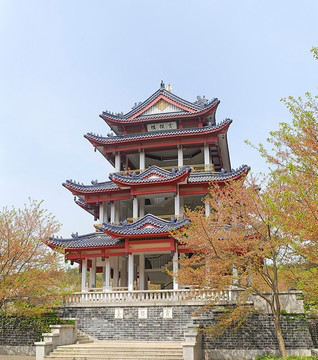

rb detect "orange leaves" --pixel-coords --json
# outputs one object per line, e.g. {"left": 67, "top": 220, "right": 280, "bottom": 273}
{"left": 0, "top": 199, "right": 65, "bottom": 315}
{"left": 173, "top": 174, "right": 302, "bottom": 358}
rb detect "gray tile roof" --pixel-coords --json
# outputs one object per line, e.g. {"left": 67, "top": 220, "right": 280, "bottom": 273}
{"left": 64, "top": 166, "right": 249, "bottom": 194}
{"left": 85, "top": 119, "right": 232, "bottom": 144}
{"left": 75, "top": 198, "right": 96, "bottom": 216}
{"left": 75, "top": 197, "right": 89, "bottom": 208}
{"left": 100, "top": 213, "right": 189, "bottom": 236}
{"left": 100, "top": 84, "right": 219, "bottom": 122}
{"left": 111, "top": 165, "right": 191, "bottom": 184}
{"left": 49, "top": 232, "right": 124, "bottom": 249}
{"left": 188, "top": 165, "right": 250, "bottom": 183}
{"left": 63, "top": 179, "right": 119, "bottom": 192}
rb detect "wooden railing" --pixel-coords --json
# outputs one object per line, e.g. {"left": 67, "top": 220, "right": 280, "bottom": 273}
{"left": 94, "top": 214, "right": 184, "bottom": 229}
{"left": 126, "top": 214, "right": 184, "bottom": 223}
{"left": 109, "top": 163, "right": 214, "bottom": 177}
{"left": 66, "top": 288, "right": 240, "bottom": 305}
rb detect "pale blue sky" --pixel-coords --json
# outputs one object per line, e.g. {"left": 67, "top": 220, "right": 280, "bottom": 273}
{"left": 1, "top": 0, "right": 317, "bottom": 237}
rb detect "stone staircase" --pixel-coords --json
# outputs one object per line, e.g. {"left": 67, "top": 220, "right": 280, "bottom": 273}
{"left": 76, "top": 329, "right": 95, "bottom": 344}
{"left": 44, "top": 341, "right": 184, "bottom": 360}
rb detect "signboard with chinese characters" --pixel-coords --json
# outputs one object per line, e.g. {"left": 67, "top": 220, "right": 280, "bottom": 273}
{"left": 163, "top": 307, "right": 173, "bottom": 319}
{"left": 138, "top": 308, "right": 147, "bottom": 319}
{"left": 114, "top": 308, "right": 123, "bottom": 319}
{"left": 147, "top": 121, "right": 177, "bottom": 132}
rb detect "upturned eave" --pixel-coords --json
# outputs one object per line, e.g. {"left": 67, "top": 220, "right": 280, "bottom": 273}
{"left": 100, "top": 99, "right": 219, "bottom": 126}
{"left": 85, "top": 119, "right": 232, "bottom": 149}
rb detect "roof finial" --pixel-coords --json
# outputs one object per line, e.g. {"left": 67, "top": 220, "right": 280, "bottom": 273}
{"left": 167, "top": 83, "right": 172, "bottom": 92}
{"left": 160, "top": 80, "right": 165, "bottom": 89}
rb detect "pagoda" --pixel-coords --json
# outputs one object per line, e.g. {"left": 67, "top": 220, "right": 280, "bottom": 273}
{"left": 50, "top": 81, "right": 249, "bottom": 296}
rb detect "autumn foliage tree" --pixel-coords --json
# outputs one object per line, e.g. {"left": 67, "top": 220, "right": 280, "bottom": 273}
{"left": 249, "top": 47, "right": 318, "bottom": 307}
{"left": 254, "top": 90, "right": 318, "bottom": 306}
{"left": 0, "top": 200, "right": 66, "bottom": 315}
{"left": 174, "top": 176, "right": 301, "bottom": 358}
{"left": 174, "top": 48, "right": 318, "bottom": 357}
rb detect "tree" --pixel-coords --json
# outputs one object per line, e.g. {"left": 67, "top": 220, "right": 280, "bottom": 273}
{"left": 311, "top": 46, "right": 318, "bottom": 60}
{"left": 257, "top": 46, "right": 318, "bottom": 260}
{"left": 251, "top": 49, "right": 318, "bottom": 306}
{"left": 174, "top": 49, "right": 318, "bottom": 357}
{"left": 0, "top": 199, "right": 65, "bottom": 315}
{"left": 256, "top": 94, "right": 318, "bottom": 261}
{"left": 174, "top": 176, "right": 300, "bottom": 357}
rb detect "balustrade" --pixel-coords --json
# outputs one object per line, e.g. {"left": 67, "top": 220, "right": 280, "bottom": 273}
{"left": 109, "top": 163, "right": 215, "bottom": 177}
{"left": 65, "top": 288, "right": 240, "bottom": 305}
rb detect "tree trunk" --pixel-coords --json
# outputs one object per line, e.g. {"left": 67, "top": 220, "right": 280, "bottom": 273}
{"left": 273, "top": 314, "right": 287, "bottom": 358}
{"left": 271, "top": 256, "right": 287, "bottom": 357}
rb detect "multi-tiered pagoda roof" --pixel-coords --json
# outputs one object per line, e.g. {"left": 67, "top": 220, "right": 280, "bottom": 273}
{"left": 100, "top": 81, "right": 219, "bottom": 133}
{"left": 63, "top": 165, "right": 249, "bottom": 219}
{"left": 50, "top": 82, "right": 249, "bottom": 291}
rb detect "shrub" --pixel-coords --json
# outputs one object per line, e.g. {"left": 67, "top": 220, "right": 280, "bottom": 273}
{"left": 0, "top": 310, "right": 74, "bottom": 341}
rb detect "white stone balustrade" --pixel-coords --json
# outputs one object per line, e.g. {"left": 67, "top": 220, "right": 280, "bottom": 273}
{"left": 65, "top": 288, "right": 239, "bottom": 306}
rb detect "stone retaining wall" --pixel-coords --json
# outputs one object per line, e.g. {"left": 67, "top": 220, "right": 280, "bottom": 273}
{"left": 1, "top": 306, "right": 317, "bottom": 358}
{"left": 308, "top": 317, "right": 318, "bottom": 348}
{"left": 60, "top": 304, "right": 314, "bottom": 352}
{"left": 60, "top": 305, "right": 196, "bottom": 341}
{"left": 0, "top": 317, "right": 38, "bottom": 347}
{"left": 0, "top": 317, "right": 38, "bottom": 355}
{"left": 193, "top": 312, "right": 313, "bottom": 351}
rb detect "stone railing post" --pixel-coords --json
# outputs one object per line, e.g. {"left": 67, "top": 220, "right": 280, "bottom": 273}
{"left": 182, "top": 323, "right": 202, "bottom": 360}
{"left": 34, "top": 320, "right": 78, "bottom": 360}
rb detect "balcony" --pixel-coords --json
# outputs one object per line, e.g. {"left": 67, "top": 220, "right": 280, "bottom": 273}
{"left": 109, "top": 163, "right": 215, "bottom": 177}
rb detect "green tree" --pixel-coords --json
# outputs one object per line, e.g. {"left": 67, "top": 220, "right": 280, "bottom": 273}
{"left": 0, "top": 199, "right": 66, "bottom": 315}
{"left": 255, "top": 92, "right": 318, "bottom": 261}
{"left": 250, "top": 49, "right": 318, "bottom": 306}
{"left": 257, "top": 46, "right": 318, "bottom": 260}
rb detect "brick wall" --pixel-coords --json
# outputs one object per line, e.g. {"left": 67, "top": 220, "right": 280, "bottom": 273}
{"left": 1, "top": 307, "right": 316, "bottom": 354}
{"left": 193, "top": 313, "right": 313, "bottom": 350}
{"left": 60, "top": 305, "right": 197, "bottom": 341}
{"left": 0, "top": 317, "right": 38, "bottom": 346}
{"left": 308, "top": 318, "right": 318, "bottom": 347}
{"left": 60, "top": 305, "right": 315, "bottom": 350}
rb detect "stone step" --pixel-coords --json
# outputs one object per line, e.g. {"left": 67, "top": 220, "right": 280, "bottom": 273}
{"left": 76, "top": 338, "right": 94, "bottom": 344}
{"left": 56, "top": 344, "right": 182, "bottom": 349}
{"left": 46, "top": 356, "right": 183, "bottom": 359}
{"left": 45, "top": 353, "right": 183, "bottom": 358}
{"left": 51, "top": 351, "right": 183, "bottom": 357}
{"left": 59, "top": 342, "right": 182, "bottom": 349}
{"left": 49, "top": 348, "right": 183, "bottom": 353}
{"left": 45, "top": 341, "right": 183, "bottom": 360}
{"left": 76, "top": 330, "right": 95, "bottom": 344}
{"left": 45, "top": 352, "right": 183, "bottom": 360}
{"left": 76, "top": 336, "right": 94, "bottom": 344}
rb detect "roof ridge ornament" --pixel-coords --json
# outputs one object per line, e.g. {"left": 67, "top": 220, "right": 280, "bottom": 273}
{"left": 160, "top": 80, "right": 165, "bottom": 89}
{"left": 195, "top": 95, "right": 210, "bottom": 107}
